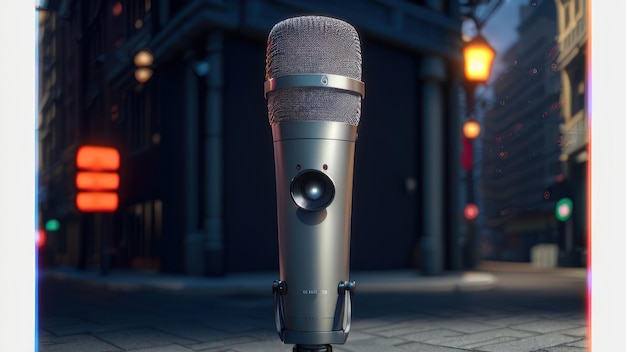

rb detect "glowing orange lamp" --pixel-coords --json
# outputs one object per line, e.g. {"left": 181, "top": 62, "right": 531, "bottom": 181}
{"left": 134, "top": 49, "right": 154, "bottom": 83}
{"left": 76, "top": 172, "right": 120, "bottom": 190}
{"left": 76, "top": 192, "right": 119, "bottom": 212}
{"left": 463, "top": 34, "right": 495, "bottom": 84}
{"left": 75, "top": 146, "right": 120, "bottom": 212}
{"left": 463, "top": 119, "right": 481, "bottom": 140}
{"left": 76, "top": 146, "right": 120, "bottom": 170}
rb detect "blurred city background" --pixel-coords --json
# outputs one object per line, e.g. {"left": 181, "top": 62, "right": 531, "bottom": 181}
{"left": 35, "top": 0, "right": 587, "bottom": 276}
{"left": 34, "top": 0, "right": 589, "bottom": 350}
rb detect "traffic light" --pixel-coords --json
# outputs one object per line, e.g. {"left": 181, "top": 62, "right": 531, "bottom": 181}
{"left": 75, "top": 146, "right": 120, "bottom": 212}
{"left": 546, "top": 177, "right": 572, "bottom": 222}
{"left": 464, "top": 203, "right": 479, "bottom": 221}
{"left": 44, "top": 219, "right": 60, "bottom": 232}
{"left": 555, "top": 197, "right": 573, "bottom": 222}
{"left": 36, "top": 229, "right": 46, "bottom": 249}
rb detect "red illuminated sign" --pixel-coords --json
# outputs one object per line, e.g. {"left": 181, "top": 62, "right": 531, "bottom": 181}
{"left": 75, "top": 146, "right": 120, "bottom": 212}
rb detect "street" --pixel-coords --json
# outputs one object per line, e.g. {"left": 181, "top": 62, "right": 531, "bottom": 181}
{"left": 38, "top": 262, "right": 587, "bottom": 351}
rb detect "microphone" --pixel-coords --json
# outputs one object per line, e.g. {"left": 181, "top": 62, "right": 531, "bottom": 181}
{"left": 264, "top": 16, "right": 364, "bottom": 352}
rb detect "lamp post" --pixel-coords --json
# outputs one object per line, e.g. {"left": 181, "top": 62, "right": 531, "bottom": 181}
{"left": 462, "top": 33, "right": 495, "bottom": 268}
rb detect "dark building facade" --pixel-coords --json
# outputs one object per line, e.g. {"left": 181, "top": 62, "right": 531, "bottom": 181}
{"left": 480, "top": 0, "right": 564, "bottom": 263}
{"left": 38, "top": 0, "right": 465, "bottom": 275}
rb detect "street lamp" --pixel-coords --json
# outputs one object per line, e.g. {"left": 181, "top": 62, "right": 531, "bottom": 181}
{"left": 463, "top": 34, "right": 496, "bottom": 84}
{"left": 463, "top": 119, "right": 481, "bottom": 140}
{"left": 461, "top": 32, "right": 495, "bottom": 268}
{"left": 134, "top": 49, "right": 154, "bottom": 83}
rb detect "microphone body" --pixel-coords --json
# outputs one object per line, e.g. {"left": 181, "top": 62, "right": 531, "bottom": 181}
{"left": 265, "top": 16, "right": 363, "bottom": 348}
{"left": 273, "top": 121, "right": 355, "bottom": 338}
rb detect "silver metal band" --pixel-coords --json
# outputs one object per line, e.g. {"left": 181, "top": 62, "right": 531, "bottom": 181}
{"left": 264, "top": 73, "right": 365, "bottom": 99}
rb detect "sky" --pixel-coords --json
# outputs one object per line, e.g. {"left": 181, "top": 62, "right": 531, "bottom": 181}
{"left": 471, "top": 0, "right": 524, "bottom": 102}
{"left": 481, "top": 0, "right": 522, "bottom": 57}
{"left": 479, "top": 0, "right": 526, "bottom": 89}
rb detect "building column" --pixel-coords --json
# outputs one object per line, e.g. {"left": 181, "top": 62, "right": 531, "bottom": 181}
{"left": 203, "top": 32, "right": 225, "bottom": 276}
{"left": 419, "top": 56, "right": 447, "bottom": 276}
{"left": 183, "top": 49, "right": 202, "bottom": 275}
{"left": 447, "top": 69, "right": 464, "bottom": 271}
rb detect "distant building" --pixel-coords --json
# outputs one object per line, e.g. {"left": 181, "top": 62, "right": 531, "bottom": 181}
{"left": 554, "top": 0, "right": 588, "bottom": 266}
{"left": 37, "top": 0, "right": 465, "bottom": 275}
{"left": 480, "top": 0, "right": 563, "bottom": 262}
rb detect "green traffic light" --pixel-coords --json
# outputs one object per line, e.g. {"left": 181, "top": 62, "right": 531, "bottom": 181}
{"left": 45, "top": 219, "right": 60, "bottom": 231}
{"left": 555, "top": 197, "right": 573, "bottom": 222}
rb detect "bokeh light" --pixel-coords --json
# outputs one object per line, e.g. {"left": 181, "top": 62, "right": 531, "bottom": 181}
{"left": 464, "top": 203, "right": 479, "bottom": 220}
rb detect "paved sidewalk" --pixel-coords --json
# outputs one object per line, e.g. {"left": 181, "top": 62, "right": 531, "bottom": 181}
{"left": 38, "top": 263, "right": 587, "bottom": 351}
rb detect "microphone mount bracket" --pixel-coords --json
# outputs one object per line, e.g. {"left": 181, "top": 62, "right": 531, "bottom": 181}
{"left": 272, "top": 279, "right": 356, "bottom": 347}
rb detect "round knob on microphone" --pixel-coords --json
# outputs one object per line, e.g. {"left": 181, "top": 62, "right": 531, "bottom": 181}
{"left": 290, "top": 169, "right": 335, "bottom": 211}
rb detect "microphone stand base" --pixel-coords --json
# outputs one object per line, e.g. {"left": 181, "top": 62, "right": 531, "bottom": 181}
{"left": 293, "top": 344, "right": 332, "bottom": 352}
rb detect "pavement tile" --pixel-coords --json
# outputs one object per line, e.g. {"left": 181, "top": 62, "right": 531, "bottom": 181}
{"left": 558, "top": 326, "right": 587, "bottom": 338}
{"left": 475, "top": 314, "right": 543, "bottom": 327}
{"left": 476, "top": 332, "right": 582, "bottom": 352}
{"left": 564, "top": 337, "right": 588, "bottom": 349}
{"left": 244, "top": 328, "right": 281, "bottom": 340}
{"left": 420, "top": 327, "right": 537, "bottom": 349}
{"left": 200, "top": 316, "right": 272, "bottom": 333}
{"left": 188, "top": 335, "right": 262, "bottom": 351}
{"left": 45, "top": 321, "right": 106, "bottom": 336}
{"left": 94, "top": 327, "right": 196, "bottom": 350}
{"left": 342, "top": 329, "right": 387, "bottom": 342}
{"left": 223, "top": 339, "right": 294, "bottom": 352}
{"left": 364, "top": 320, "right": 434, "bottom": 338}
{"left": 397, "top": 328, "right": 464, "bottom": 343}
{"left": 92, "top": 320, "right": 169, "bottom": 333}
{"left": 416, "top": 308, "right": 473, "bottom": 318}
{"left": 39, "top": 316, "right": 87, "bottom": 328}
{"left": 544, "top": 345, "right": 587, "bottom": 352}
{"left": 127, "top": 344, "right": 197, "bottom": 351}
{"left": 350, "top": 318, "right": 392, "bottom": 330}
{"left": 153, "top": 322, "right": 234, "bottom": 342}
{"left": 396, "top": 341, "right": 474, "bottom": 351}
{"left": 335, "top": 340, "right": 430, "bottom": 352}
{"left": 38, "top": 334, "right": 122, "bottom": 352}
{"left": 462, "top": 313, "right": 519, "bottom": 324}
{"left": 510, "top": 318, "right": 583, "bottom": 334}
{"left": 427, "top": 318, "right": 501, "bottom": 334}
{"left": 344, "top": 337, "right": 411, "bottom": 348}
{"left": 372, "top": 312, "right": 437, "bottom": 324}
{"left": 461, "top": 336, "right": 521, "bottom": 349}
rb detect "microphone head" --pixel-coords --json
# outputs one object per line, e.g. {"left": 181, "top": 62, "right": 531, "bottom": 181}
{"left": 265, "top": 16, "right": 362, "bottom": 126}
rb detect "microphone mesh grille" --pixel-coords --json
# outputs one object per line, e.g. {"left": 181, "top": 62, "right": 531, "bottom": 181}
{"left": 265, "top": 16, "right": 362, "bottom": 126}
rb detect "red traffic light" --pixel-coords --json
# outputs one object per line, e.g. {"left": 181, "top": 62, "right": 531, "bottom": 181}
{"left": 464, "top": 203, "right": 479, "bottom": 220}
{"left": 36, "top": 229, "right": 46, "bottom": 249}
